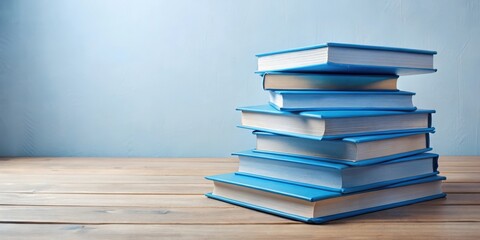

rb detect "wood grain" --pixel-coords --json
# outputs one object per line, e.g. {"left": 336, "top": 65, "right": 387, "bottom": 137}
{"left": 0, "top": 223, "right": 478, "bottom": 240}
{"left": 0, "top": 193, "right": 477, "bottom": 207}
{"left": 0, "top": 156, "right": 478, "bottom": 239}
{"left": 1, "top": 204, "right": 479, "bottom": 224}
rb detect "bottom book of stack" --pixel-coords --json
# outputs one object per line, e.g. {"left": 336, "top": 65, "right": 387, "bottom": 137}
{"left": 206, "top": 173, "right": 445, "bottom": 223}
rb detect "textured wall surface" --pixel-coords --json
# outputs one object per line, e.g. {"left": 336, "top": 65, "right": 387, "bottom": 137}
{"left": 0, "top": 0, "right": 479, "bottom": 157}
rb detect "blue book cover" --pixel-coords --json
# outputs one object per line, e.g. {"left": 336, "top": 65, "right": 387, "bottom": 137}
{"left": 261, "top": 72, "right": 400, "bottom": 91}
{"left": 238, "top": 104, "right": 436, "bottom": 118}
{"left": 256, "top": 42, "right": 437, "bottom": 75}
{"left": 260, "top": 71, "right": 400, "bottom": 79}
{"left": 238, "top": 105, "right": 435, "bottom": 140}
{"left": 234, "top": 150, "right": 439, "bottom": 193}
{"left": 252, "top": 131, "right": 433, "bottom": 166}
{"left": 268, "top": 90, "right": 417, "bottom": 111}
{"left": 256, "top": 43, "right": 437, "bottom": 57}
{"left": 205, "top": 173, "right": 446, "bottom": 224}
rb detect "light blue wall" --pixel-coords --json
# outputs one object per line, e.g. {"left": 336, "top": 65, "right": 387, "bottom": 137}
{"left": 0, "top": 0, "right": 479, "bottom": 157}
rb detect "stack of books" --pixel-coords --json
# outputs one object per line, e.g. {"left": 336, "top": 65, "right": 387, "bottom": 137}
{"left": 205, "top": 43, "right": 446, "bottom": 224}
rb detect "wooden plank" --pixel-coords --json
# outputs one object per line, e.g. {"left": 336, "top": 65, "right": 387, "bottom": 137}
{"left": 0, "top": 156, "right": 478, "bottom": 168}
{"left": 0, "top": 174, "right": 209, "bottom": 184}
{"left": 0, "top": 169, "right": 478, "bottom": 179}
{"left": 399, "top": 193, "right": 480, "bottom": 205}
{"left": 439, "top": 156, "right": 480, "bottom": 162}
{"left": 0, "top": 223, "right": 478, "bottom": 240}
{"left": 1, "top": 166, "right": 479, "bottom": 175}
{"left": 0, "top": 173, "right": 477, "bottom": 185}
{"left": 1, "top": 155, "right": 476, "bottom": 162}
{"left": 443, "top": 182, "right": 480, "bottom": 193}
{"left": 0, "top": 180, "right": 477, "bottom": 195}
{"left": 0, "top": 158, "right": 238, "bottom": 176}
{"left": 0, "top": 157, "right": 238, "bottom": 163}
{"left": 0, "top": 223, "right": 479, "bottom": 240}
{"left": 442, "top": 172, "right": 480, "bottom": 182}
{"left": 0, "top": 156, "right": 477, "bottom": 172}
{"left": 0, "top": 193, "right": 230, "bottom": 208}
{"left": 341, "top": 204, "right": 480, "bottom": 223}
{"left": 2, "top": 164, "right": 479, "bottom": 173}
{"left": 0, "top": 205, "right": 478, "bottom": 224}
{"left": 0, "top": 193, "right": 478, "bottom": 207}
{"left": 439, "top": 167, "right": 480, "bottom": 172}
{"left": 0, "top": 160, "right": 238, "bottom": 169}
{"left": 0, "top": 181, "right": 475, "bottom": 196}
{"left": 0, "top": 157, "right": 476, "bottom": 167}
{"left": 0, "top": 156, "right": 476, "bottom": 167}
{"left": 0, "top": 183, "right": 212, "bottom": 194}
{"left": 439, "top": 162, "right": 480, "bottom": 167}
{"left": 1, "top": 159, "right": 479, "bottom": 175}
{"left": 0, "top": 205, "right": 292, "bottom": 224}
{"left": 0, "top": 168, "right": 234, "bottom": 176}
{"left": 1, "top": 168, "right": 479, "bottom": 176}
{"left": 0, "top": 181, "right": 477, "bottom": 195}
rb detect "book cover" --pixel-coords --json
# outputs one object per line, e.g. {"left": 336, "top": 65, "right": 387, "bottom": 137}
{"left": 238, "top": 105, "right": 435, "bottom": 140}
{"left": 269, "top": 90, "right": 417, "bottom": 111}
{"left": 253, "top": 131, "right": 433, "bottom": 166}
{"left": 256, "top": 42, "right": 437, "bottom": 75}
{"left": 205, "top": 173, "right": 446, "bottom": 224}
{"left": 261, "top": 72, "right": 399, "bottom": 91}
{"left": 234, "top": 150, "right": 439, "bottom": 193}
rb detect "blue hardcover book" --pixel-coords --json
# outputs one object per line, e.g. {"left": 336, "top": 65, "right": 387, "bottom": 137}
{"left": 269, "top": 90, "right": 416, "bottom": 111}
{"left": 205, "top": 173, "right": 446, "bottom": 224}
{"left": 253, "top": 131, "right": 433, "bottom": 165}
{"left": 238, "top": 105, "right": 435, "bottom": 140}
{"left": 256, "top": 43, "right": 437, "bottom": 75}
{"left": 234, "top": 150, "right": 439, "bottom": 193}
{"left": 262, "top": 72, "right": 399, "bottom": 91}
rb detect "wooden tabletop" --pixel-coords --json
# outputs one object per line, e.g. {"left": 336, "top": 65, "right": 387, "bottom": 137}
{"left": 0, "top": 156, "right": 478, "bottom": 239}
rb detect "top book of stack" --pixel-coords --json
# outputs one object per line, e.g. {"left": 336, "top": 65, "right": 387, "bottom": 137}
{"left": 256, "top": 42, "right": 437, "bottom": 76}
